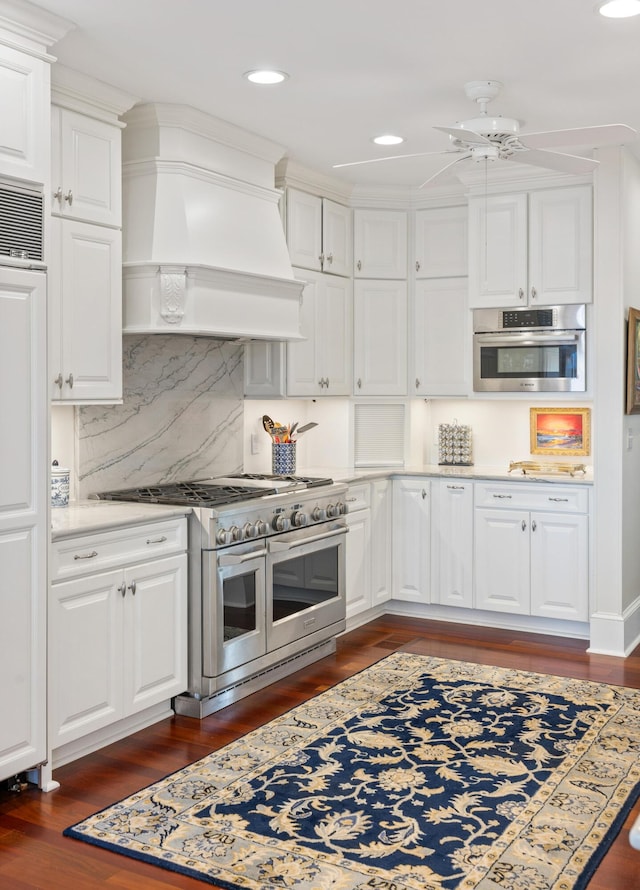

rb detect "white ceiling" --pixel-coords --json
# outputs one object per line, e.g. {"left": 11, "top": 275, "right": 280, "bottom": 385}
{"left": 32, "top": 0, "right": 640, "bottom": 189}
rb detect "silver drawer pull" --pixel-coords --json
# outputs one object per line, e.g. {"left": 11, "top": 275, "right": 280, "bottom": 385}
{"left": 346, "top": 497, "right": 358, "bottom": 502}
{"left": 447, "top": 485, "right": 465, "bottom": 490}
{"left": 146, "top": 536, "right": 168, "bottom": 544}
{"left": 73, "top": 550, "right": 98, "bottom": 560}
{"left": 493, "top": 494, "right": 512, "bottom": 499}
{"left": 548, "top": 497, "right": 569, "bottom": 502}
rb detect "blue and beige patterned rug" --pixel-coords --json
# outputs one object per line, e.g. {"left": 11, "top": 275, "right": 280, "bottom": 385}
{"left": 64, "top": 653, "right": 640, "bottom": 889}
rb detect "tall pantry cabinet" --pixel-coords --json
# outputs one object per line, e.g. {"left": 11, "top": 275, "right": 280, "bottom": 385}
{"left": 0, "top": 6, "right": 71, "bottom": 787}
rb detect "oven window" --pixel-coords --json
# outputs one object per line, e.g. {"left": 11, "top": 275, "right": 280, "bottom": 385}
{"left": 222, "top": 573, "right": 257, "bottom": 642}
{"left": 482, "top": 344, "right": 578, "bottom": 379}
{"left": 272, "top": 547, "right": 339, "bottom": 621}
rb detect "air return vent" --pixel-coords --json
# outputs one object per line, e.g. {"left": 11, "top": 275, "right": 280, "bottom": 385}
{"left": 0, "top": 183, "right": 44, "bottom": 262}
{"left": 354, "top": 403, "right": 406, "bottom": 467}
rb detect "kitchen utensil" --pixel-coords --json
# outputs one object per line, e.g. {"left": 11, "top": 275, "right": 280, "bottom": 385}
{"left": 262, "top": 415, "right": 276, "bottom": 437}
{"left": 289, "top": 421, "right": 299, "bottom": 437}
{"left": 296, "top": 422, "right": 318, "bottom": 436}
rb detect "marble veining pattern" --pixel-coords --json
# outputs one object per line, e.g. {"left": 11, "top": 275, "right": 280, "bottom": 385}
{"left": 77, "top": 335, "right": 244, "bottom": 497}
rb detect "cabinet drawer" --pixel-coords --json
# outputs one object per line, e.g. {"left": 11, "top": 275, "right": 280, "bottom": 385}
{"left": 474, "top": 482, "right": 588, "bottom": 513}
{"left": 51, "top": 518, "right": 187, "bottom": 582}
{"left": 345, "top": 482, "right": 371, "bottom": 512}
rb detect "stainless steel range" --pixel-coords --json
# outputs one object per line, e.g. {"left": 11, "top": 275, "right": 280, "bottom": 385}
{"left": 96, "top": 474, "right": 348, "bottom": 717}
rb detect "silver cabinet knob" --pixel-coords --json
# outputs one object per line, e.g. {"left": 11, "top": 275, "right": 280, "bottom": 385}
{"left": 518, "top": 288, "right": 525, "bottom": 300}
{"left": 530, "top": 286, "right": 537, "bottom": 301}
{"left": 521, "top": 519, "right": 526, "bottom": 531}
{"left": 65, "top": 373, "right": 74, "bottom": 389}
{"left": 326, "top": 253, "right": 333, "bottom": 265}
{"left": 357, "top": 378, "right": 362, "bottom": 389}
{"left": 53, "top": 373, "right": 63, "bottom": 389}
{"left": 118, "top": 582, "right": 126, "bottom": 597}
{"left": 53, "top": 187, "right": 63, "bottom": 204}
{"left": 421, "top": 489, "right": 427, "bottom": 499}
{"left": 356, "top": 259, "right": 362, "bottom": 271}
{"left": 64, "top": 189, "right": 73, "bottom": 205}
{"left": 128, "top": 580, "right": 137, "bottom": 595}
{"left": 415, "top": 378, "right": 420, "bottom": 389}
{"left": 415, "top": 260, "right": 421, "bottom": 272}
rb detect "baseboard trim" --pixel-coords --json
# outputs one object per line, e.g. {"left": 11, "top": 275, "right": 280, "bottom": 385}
{"left": 589, "top": 595, "right": 640, "bottom": 656}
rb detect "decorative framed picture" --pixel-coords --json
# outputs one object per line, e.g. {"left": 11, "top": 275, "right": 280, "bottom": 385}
{"left": 530, "top": 407, "right": 591, "bottom": 456}
{"left": 626, "top": 308, "right": 640, "bottom": 415}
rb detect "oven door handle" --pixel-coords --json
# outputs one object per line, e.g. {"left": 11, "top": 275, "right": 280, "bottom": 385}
{"left": 476, "top": 333, "right": 581, "bottom": 346}
{"left": 218, "top": 548, "right": 267, "bottom": 566}
{"left": 269, "top": 526, "right": 347, "bottom": 552}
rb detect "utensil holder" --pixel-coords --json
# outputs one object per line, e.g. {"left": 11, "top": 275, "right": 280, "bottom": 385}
{"left": 51, "top": 465, "right": 70, "bottom": 507}
{"left": 272, "top": 442, "right": 296, "bottom": 475}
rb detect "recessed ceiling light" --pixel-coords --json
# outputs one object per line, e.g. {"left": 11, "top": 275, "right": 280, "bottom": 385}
{"left": 244, "top": 69, "right": 289, "bottom": 85}
{"left": 598, "top": 0, "right": 640, "bottom": 17}
{"left": 372, "top": 134, "right": 405, "bottom": 146}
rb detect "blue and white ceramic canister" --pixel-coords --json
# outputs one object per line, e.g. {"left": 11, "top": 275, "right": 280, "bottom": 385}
{"left": 272, "top": 442, "right": 296, "bottom": 475}
{"left": 51, "top": 461, "right": 70, "bottom": 507}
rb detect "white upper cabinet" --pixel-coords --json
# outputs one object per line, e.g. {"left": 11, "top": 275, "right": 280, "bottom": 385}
{"left": 414, "top": 206, "right": 467, "bottom": 278}
{"left": 468, "top": 185, "right": 592, "bottom": 308}
{"left": 0, "top": 44, "right": 49, "bottom": 185}
{"left": 287, "top": 268, "right": 352, "bottom": 396}
{"left": 413, "top": 277, "right": 470, "bottom": 397}
{"left": 51, "top": 106, "right": 122, "bottom": 227}
{"left": 285, "top": 188, "right": 352, "bottom": 277}
{"left": 353, "top": 279, "right": 407, "bottom": 396}
{"left": 353, "top": 209, "right": 407, "bottom": 278}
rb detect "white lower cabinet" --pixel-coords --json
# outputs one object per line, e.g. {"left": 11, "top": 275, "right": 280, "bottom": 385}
{"left": 431, "top": 480, "right": 473, "bottom": 609}
{"left": 392, "top": 478, "right": 430, "bottom": 604}
{"left": 370, "top": 479, "right": 392, "bottom": 607}
{"left": 474, "top": 482, "right": 589, "bottom": 621}
{"left": 345, "top": 484, "right": 372, "bottom": 620}
{"left": 49, "top": 518, "right": 188, "bottom": 752}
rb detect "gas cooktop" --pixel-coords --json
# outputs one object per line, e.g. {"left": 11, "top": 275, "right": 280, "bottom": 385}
{"left": 95, "top": 473, "right": 334, "bottom": 508}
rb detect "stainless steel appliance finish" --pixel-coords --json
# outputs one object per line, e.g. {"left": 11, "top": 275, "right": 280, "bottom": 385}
{"left": 473, "top": 304, "right": 586, "bottom": 393}
{"left": 97, "top": 474, "right": 348, "bottom": 717}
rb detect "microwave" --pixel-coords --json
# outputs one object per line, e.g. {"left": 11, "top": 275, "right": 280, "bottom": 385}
{"left": 473, "top": 305, "right": 586, "bottom": 393}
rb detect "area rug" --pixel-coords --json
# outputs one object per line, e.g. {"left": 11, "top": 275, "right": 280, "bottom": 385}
{"left": 63, "top": 653, "right": 640, "bottom": 890}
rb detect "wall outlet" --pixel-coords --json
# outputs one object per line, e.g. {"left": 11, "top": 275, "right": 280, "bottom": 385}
{"left": 251, "top": 433, "right": 262, "bottom": 454}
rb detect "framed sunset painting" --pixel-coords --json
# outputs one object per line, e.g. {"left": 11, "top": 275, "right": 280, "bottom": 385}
{"left": 530, "top": 407, "right": 591, "bottom": 456}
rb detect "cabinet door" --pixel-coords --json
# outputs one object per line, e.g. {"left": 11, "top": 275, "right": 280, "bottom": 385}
{"left": 528, "top": 186, "right": 592, "bottom": 306}
{"left": 474, "top": 508, "right": 530, "bottom": 614}
{"left": 468, "top": 193, "right": 528, "bottom": 308}
{"left": 415, "top": 206, "right": 467, "bottom": 278}
{"left": 52, "top": 218, "right": 122, "bottom": 402}
{"left": 322, "top": 198, "right": 352, "bottom": 277}
{"left": 124, "top": 554, "right": 188, "bottom": 714}
{"left": 413, "top": 278, "right": 470, "bottom": 396}
{"left": 530, "top": 511, "right": 588, "bottom": 621}
{"left": 244, "top": 341, "right": 286, "bottom": 398}
{"left": 354, "top": 280, "right": 407, "bottom": 395}
{"left": 285, "top": 189, "right": 322, "bottom": 271}
{"left": 51, "top": 106, "right": 122, "bottom": 226}
{"left": 0, "top": 269, "right": 47, "bottom": 782}
{"left": 345, "top": 509, "right": 372, "bottom": 620}
{"left": 392, "top": 479, "right": 430, "bottom": 604}
{"left": 432, "top": 481, "right": 473, "bottom": 609}
{"left": 49, "top": 571, "right": 124, "bottom": 748}
{"left": 371, "top": 480, "right": 392, "bottom": 607}
{"left": 0, "top": 45, "right": 48, "bottom": 184}
{"left": 287, "top": 272, "right": 321, "bottom": 396}
{"left": 354, "top": 209, "right": 407, "bottom": 278}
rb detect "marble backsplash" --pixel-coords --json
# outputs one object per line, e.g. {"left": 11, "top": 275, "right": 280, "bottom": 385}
{"left": 77, "top": 335, "right": 244, "bottom": 497}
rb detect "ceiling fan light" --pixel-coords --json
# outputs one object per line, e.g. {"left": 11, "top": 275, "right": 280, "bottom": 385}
{"left": 244, "top": 69, "right": 289, "bottom": 84}
{"left": 598, "top": 0, "right": 640, "bottom": 17}
{"left": 372, "top": 134, "right": 404, "bottom": 146}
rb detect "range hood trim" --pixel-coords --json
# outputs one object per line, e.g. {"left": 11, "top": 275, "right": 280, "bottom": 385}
{"left": 122, "top": 262, "right": 305, "bottom": 341}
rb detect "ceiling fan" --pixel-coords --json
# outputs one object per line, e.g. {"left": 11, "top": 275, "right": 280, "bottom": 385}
{"left": 333, "top": 81, "right": 637, "bottom": 187}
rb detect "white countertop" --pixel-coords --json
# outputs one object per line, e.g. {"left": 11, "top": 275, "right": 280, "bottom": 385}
{"left": 309, "top": 465, "right": 594, "bottom": 486}
{"left": 51, "top": 500, "right": 191, "bottom": 540}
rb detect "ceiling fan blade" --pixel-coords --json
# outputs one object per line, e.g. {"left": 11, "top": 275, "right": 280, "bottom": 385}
{"left": 333, "top": 149, "right": 454, "bottom": 170}
{"left": 510, "top": 148, "right": 599, "bottom": 175}
{"left": 419, "top": 153, "right": 472, "bottom": 189}
{"left": 434, "top": 125, "right": 493, "bottom": 145}
{"left": 519, "top": 124, "right": 637, "bottom": 150}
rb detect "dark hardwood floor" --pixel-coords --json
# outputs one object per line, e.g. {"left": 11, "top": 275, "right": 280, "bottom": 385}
{"left": 2, "top": 615, "right": 640, "bottom": 889}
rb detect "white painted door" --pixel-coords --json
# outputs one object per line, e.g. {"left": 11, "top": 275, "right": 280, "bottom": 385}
{"left": 432, "top": 481, "right": 474, "bottom": 609}
{"left": 286, "top": 189, "right": 322, "bottom": 271}
{"left": 0, "top": 44, "right": 49, "bottom": 184}
{"left": 530, "top": 511, "right": 589, "bottom": 621}
{"left": 50, "top": 218, "right": 122, "bottom": 402}
{"left": 345, "top": 509, "right": 372, "bottom": 620}
{"left": 244, "top": 341, "right": 286, "bottom": 398}
{"left": 468, "top": 193, "right": 528, "bottom": 308}
{"left": 371, "top": 480, "right": 392, "bottom": 607}
{"left": 528, "top": 186, "right": 592, "bottom": 306}
{"left": 474, "top": 508, "right": 530, "bottom": 614}
{"left": 414, "top": 206, "right": 468, "bottom": 278}
{"left": 353, "top": 209, "right": 407, "bottom": 278}
{"left": 124, "top": 554, "right": 188, "bottom": 714}
{"left": 322, "top": 198, "right": 352, "bottom": 277}
{"left": 0, "top": 268, "right": 47, "bottom": 782}
{"left": 49, "top": 571, "right": 124, "bottom": 748}
{"left": 413, "top": 277, "right": 470, "bottom": 396}
{"left": 51, "top": 106, "right": 122, "bottom": 226}
{"left": 392, "top": 479, "right": 430, "bottom": 604}
{"left": 353, "top": 280, "right": 407, "bottom": 395}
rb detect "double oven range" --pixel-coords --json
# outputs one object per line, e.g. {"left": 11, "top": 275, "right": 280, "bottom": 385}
{"left": 97, "top": 474, "right": 348, "bottom": 717}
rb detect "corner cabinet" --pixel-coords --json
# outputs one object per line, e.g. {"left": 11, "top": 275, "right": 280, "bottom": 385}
{"left": 353, "top": 280, "right": 407, "bottom": 396}
{"left": 468, "top": 185, "right": 592, "bottom": 308}
{"left": 431, "top": 479, "right": 474, "bottom": 609}
{"left": 353, "top": 209, "right": 407, "bottom": 279}
{"left": 49, "top": 517, "right": 188, "bottom": 761}
{"left": 474, "top": 482, "right": 589, "bottom": 621}
{"left": 285, "top": 188, "right": 352, "bottom": 277}
{"left": 287, "top": 268, "right": 352, "bottom": 396}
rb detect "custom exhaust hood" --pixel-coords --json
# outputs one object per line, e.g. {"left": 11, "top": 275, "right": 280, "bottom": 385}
{"left": 121, "top": 103, "right": 304, "bottom": 340}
